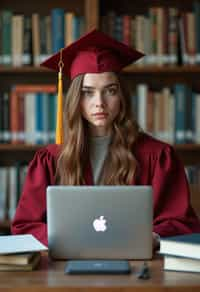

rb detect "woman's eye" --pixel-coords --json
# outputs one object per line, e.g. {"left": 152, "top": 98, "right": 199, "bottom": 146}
{"left": 82, "top": 90, "right": 93, "bottom": 97}
{"left": 105, "top": 88, "right": 117, "bottom": 95}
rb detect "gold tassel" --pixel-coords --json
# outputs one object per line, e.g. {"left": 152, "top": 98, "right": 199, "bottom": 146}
{"left": 56, "top": 49, "right": 64, "bottom": 144}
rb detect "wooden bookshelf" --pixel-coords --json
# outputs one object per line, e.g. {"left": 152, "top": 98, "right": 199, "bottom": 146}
{"left": 1, "top": 0, "right": 200, "bottom": 233}
{"left": 0, "top": 143, "right": 200, "bottom": 166}
{"left": 1, "top": 64, "right": 200, "bottom": 74}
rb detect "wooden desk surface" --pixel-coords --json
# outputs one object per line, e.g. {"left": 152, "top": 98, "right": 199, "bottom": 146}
{"left": 0, "top": 254, "right": 200, "bottom": 292}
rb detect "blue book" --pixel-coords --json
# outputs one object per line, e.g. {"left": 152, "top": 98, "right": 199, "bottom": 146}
{"left": 48, "top": 93, "right": 56, "bottom": 143}
{"left": 114, "top": 15, "right": 123, "bottom": 42}
{"left": 159, "top": 233, "right": 200, "bottom": 259}
{"left": 174, "top": 84, "right": 187, "bottom": 144}
{"left": 72, "top": 15, "right": 81, "bottom": 41}
{"left": 35, "top": 92, "right": 43, "bottom": 144}
{"left": 191, "top": 92, "right": 196, "bottom": 143}
{"left": 51, "top": 8, "right": 65, "bottom": 52}
{"left": 185, "top": 87, "right": 194, "bottom": 143}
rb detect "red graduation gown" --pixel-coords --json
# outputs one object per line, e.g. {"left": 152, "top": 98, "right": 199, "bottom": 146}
{"left": 11, "top": 134, "right": 200, "bottom": 246}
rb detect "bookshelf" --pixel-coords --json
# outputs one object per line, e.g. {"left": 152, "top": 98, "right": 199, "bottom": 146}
{"left": 1, "top": 0, "right": 200, "bottom": 233}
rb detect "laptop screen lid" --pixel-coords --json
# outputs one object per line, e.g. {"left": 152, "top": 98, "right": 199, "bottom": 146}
{"left": 47, "top": 185, "right": 153, "bottom": 260}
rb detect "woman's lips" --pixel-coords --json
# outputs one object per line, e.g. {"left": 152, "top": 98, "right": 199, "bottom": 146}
{"left": 93, "top": 112, "right": 108, "bottom": 119}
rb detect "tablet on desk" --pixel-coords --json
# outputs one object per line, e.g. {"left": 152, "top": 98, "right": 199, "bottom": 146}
{"left": 47, "top": 185, "right": 153, "bottom": 260}
{"left": 65, "top": 260, "right": 132, "bottom": 274}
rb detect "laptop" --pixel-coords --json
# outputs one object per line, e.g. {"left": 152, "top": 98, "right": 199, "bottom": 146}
{"left": 47, "top": 185, "right": 153, "bottom": 260}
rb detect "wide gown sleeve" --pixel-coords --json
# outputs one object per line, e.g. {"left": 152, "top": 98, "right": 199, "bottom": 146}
{"left": 152, "top": 145, "right": 200, "bottom": 237}
{"left": 11, "top": 147, "right": 56, "bottom": 246}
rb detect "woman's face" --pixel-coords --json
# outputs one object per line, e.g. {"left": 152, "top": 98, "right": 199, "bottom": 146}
{"left": 80, "top": 72, "right": 121, "bottom": 137}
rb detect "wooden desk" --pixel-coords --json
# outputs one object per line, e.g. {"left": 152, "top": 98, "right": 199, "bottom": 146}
{"left": 0, "top": 255, "right": 200, "bottom": 292}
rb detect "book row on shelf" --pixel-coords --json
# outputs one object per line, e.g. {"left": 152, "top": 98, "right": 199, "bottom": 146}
{"left": 1, "top": 82, "right": 200, "bottom": 145}
{"left": 0, "top": 84, "right": 57, "bottom": 145}
{"left": 133, "top": 83, "right": 199, "bottom": 145}
{"left": 0, "top": 159, "right": 200, "bottom": 224}
{"left": 0, "top": 163, "right": 28, "bottom": 222}
{"left": 0, "top": 8, "right": 85, "bottom": 67}
{"left": 101, "top": 1, "right": 200, "bottom": 66}
{"left": 2, "top": 1, "right": 200, "bottom": 68}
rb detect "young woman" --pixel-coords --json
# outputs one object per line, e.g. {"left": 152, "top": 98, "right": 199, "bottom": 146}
{"left": 11, "top": 29, "right": 200, "bottom": 247}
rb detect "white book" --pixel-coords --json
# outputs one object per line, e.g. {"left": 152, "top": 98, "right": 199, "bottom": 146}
{"left": 0, "top": 167, "right": 8, "bottom": 220}
{"left": 0, "top": 235, "right": 48, "bottom": 254}
{"left": 137, "top": 84, "right": 148, "bottom": 131}
{"left": 164, "top": 255, "right": 200, "bottom": 273}
{"left": 8, "top": 166, "right": 17, "bottom": 220}
{"left": 159, "top": 233, "right": 200, "bottom": 259}
{"left": 24, "top": 93, "right": 36, "bottom": 144}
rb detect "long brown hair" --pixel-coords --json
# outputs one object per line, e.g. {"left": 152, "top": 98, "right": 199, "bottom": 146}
{"left": 56, "top": 73, "right": 140, "bottom": 185}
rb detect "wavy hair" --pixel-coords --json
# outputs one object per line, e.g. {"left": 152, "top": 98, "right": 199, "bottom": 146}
{"left": 56, "top": 73, "right": 140, "bottom": 185}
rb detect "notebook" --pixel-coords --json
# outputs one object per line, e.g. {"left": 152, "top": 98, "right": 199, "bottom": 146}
{"left": 47, "top": 185, "right": 153, "bottom": 259}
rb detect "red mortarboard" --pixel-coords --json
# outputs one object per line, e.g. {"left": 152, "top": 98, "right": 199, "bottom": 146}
{"left": 41, "top": 28, "right": 144, "bottom": 79}
{"left": 41, "top": 29, "right": 144, "bottom": 144}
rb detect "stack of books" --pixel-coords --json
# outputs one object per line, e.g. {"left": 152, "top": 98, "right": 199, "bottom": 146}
{"left": 0, "top": 234, "right": 48, "bottom": 271}
{"left": 159, "top": 233, "right": 200, "bottom": 273}
{"left": 0, "top": 252, "right": 41, "bottom": 271}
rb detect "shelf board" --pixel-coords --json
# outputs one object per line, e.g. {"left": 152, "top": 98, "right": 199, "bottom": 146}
{"left": 123, "top": 64, "right": 200, "bottom": 74}
{"left": 0, "top": 144, "right": 44, "bottom": 151}
{"left": 0, "top": 66, "right": 54, "bottom": 74}
{"left": 174, "top": 144, "right": 200, "bottom": 151}
{"left": 1, "top": 65, "right": 200, "bottom": 74}
{"left": 0, "top": 143, "right": 200, "bottom": 151}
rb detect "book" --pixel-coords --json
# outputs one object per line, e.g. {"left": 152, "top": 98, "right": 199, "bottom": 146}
{"left": 0, "top": 252, "right": 41, "bottom": 271}
{"left": 159, "top": 233, "right": 200, "bottom": 259}
{"left": 0, "top": 251, "right": 40, "bottom": 265}
{"left": 51, "top": 8, "right": 65, "bottom": 53}
{"left": 0, "top": 234, "right": 48, "bottom": 254}
{"left": 163, "top": 254, "right": 200, "bottom": 273}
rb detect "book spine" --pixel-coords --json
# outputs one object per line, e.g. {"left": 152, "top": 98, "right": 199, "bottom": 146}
{"left": 40, "top": 15, "right": 48, "bottom": 62}
{"left": 0, "top": 12, "right": 3, "bottom": 65}
{"left": 72, "top": 15, "right": 81, "bottom": 41}
{"left": 65, "top": 12, "right": 74, "bottom": 46}
{"left": 51, "top": 8, "right": 65, "bottom": 53}
{"left": 8, "top": 166, "right": 17, "bottom": 220}
{"left": 0, "top": 167, "right": 7, "bottom": 220}
{"left": 32, "top": 13, "right": 40, "bottom": 66}
{"left": 114, "top": 15, "right": 122, "bottom": 42}
{"left": 2, "top": 10, "right": 12, "bottom": 65}
{"left": 137, "top": 84, "right": 147, "bottom": 131}
{"left": 168, "top": 7, "right": 178, "bottom": 65}
{"left": 0, "top": 94, "right": 4, "bottom": 143}
{"left": 2, "top": 93, "right": 10, "bottom": 143}
{"left": 174, "top": 84, "right": 187, "bottom": 144}
{"left": 10, "top": 90, "right": 20, "bottom": 144}
{"left": 35, "top": 92, "right": 43, "bottom": 144}
{"left": 122, "top": 15, "right": 131, "bottom": 45}
{"left": 194, "top": 1, "right": 200, "bottom": 63}
{"left": 48, "top": 93, "right": 56, "bottom": 143}
{"left": 24, "top": 93, "right": 36, "bottom": 144}
{"left": 23, "top": 16, "right": 32, "bottom": 65}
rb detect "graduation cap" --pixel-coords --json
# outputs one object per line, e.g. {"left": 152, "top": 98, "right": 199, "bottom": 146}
{"left": 41, "top": 29, "right": 145, "bottom": 144}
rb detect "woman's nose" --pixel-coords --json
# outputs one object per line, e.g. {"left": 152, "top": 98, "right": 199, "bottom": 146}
{"left": 94, "top": 92, "right": 104, "bottom": 108}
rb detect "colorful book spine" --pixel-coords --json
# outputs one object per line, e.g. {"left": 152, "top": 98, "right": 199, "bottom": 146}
{"left": 2, "top": 10, "right": 12, "bottom": 65}
{"left": 174, "top": 84, "right": 187, "bottom": 144}
{"left": 51, "top": 8, "right": 65, "bottom": 53}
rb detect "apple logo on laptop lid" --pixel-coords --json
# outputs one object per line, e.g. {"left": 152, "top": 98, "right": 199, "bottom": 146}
{"left": 93, "top": 216, "right": 107, "bottom": 232}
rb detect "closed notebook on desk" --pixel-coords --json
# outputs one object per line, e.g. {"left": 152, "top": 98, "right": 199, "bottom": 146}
{"left": 47, "top": 185, "right": 153, "bottom": 260}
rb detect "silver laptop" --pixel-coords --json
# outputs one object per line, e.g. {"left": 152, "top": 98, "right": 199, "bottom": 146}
{"left": 47, "top": 185, "right": 153, "bottom": 260}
